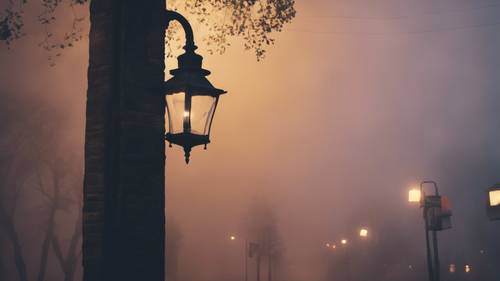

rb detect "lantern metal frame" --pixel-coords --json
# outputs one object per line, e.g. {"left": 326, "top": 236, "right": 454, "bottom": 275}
{"left": 163, "top": 10, "right": 227, "bottom": 163}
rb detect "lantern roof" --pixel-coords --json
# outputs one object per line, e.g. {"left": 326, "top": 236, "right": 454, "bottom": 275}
{"left": 164, "top": 47, "right": 226, "bottom": 96}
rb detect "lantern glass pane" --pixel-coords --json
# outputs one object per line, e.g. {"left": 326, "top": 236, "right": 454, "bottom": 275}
{"left": 166, "top": 92, "right": 186, "bottom": 134}
{"left": 190, "top": 95, "right": 217, "bottom": 135}
{"left": 489, "top": 190, "right": 500, "bottom": 206}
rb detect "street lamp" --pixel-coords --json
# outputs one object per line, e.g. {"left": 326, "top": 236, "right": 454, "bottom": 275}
{"left": 341, "top": 239, "right": 348, "bottom": 245}
{"left": 409, "top": 188, "right": 422, "bottom": 203}
{"left": 359, "top": 228, "right": 368, "bottom": 238}
{"left": 229, "top": 234, "right": 250, "bottom": 281}
{"left": 164, "top": 10, "right": 227, "bottom": 163}
{"left": 409, "top": 181, "right": 453, "bottom": 281}
{"left": 487, "top": 184, "right": 500, "bottom": 220}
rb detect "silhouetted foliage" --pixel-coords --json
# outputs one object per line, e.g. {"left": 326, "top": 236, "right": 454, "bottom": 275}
{"left": 0, "top": 0, "right": 296, "bottom": 60}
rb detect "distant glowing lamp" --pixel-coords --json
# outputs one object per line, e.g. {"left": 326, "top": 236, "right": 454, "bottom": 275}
{"left": 359, "top": 228, "right": 368, "bottom": 238}
{"left": 164, "top": 11, "right": 226, "bottom": 164}
{"left": 230, "top": 235, "right": 236, "bottom": 241}
{"left": 487, "top": 184, "right": 500, "bottom": 221}
{"left": 341, "top": 239, "right": 348, "bottom": 245}
{"left": 449, "top": 264, "right": 456, "bottom": 273}
{"left": 465, "top": 264, "right": 471, "bottom": 273}
{"left": 409, "top": 189, "right": 422, "bottom": 203}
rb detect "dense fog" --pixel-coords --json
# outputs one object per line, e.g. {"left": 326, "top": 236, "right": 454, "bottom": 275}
{"left": 1, "top": 0, "right": 500, "bottom": 281}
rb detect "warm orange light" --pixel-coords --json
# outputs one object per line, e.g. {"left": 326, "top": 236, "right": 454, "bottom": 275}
{"left": 408, "top": 189, "right": 422, "bottom": 203}
{"left": 465, "top": 265, "right": 471, "bottom": 273}
{"left": 489, "top": 190, "right": 500, "bottom": 206}
{"left": 325, "top": 243, "right": 330, "bottom": 248}
{"left": 183, "top": 111, "right": 190, "bottom": 118}
{"left": 331, "top": 244, "right": 337, "bottom": 249}
{"left": 359, "top": 228, "right": 368, "bottom": 237}
{"left": 341, "top": 239, "right": 347, "bottom": 245}
{"left": 230, "top": 235, "right": 236, "bottom": 241}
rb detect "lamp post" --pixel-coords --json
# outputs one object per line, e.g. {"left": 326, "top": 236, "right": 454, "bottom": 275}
{"left": 408, "top": 181, "right": 452, "bottom": 281}
{"left": 487, "top": 184, "right": 500, "bottom": 220}
{"left": 229, "top": 235, "right": 250, "bottom": 281}
{"left": 164, "top": 10, "right": 227, "bottom": 163}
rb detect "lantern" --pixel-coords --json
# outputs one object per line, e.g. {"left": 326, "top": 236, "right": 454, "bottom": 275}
{"left": 164, "top": 46, "right": 226, "bottom": 163}
{"left": 487, "top": 184, "right": 500, "bottom": 220}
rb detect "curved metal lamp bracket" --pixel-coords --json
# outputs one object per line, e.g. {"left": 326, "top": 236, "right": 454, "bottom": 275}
{"left": 420, "top": 180, "right": 439, "bottom": 196}
{"left": 164, "top": 10, "right": 196, "bottom": 52}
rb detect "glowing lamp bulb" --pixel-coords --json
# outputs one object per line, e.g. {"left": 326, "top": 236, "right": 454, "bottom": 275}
{"left": 489, "top": 190, "right": 500, "bottom": 206}
{"left": 359, "top": 228, "right": 368, "bottom": 237}
{"left": 465, "top": 265, "right": 471, "bottom": 273}
{"left": 183, "top": 111, "right": 190, "bottom": 118}
{"left": 230, "top": 235, "right": 236, "bottom": 241}
{"left": 408, "top": 189, "right": 422, "bottom": 203}
{"left": 341, "top": 239, "right": 347, "bottom": 245}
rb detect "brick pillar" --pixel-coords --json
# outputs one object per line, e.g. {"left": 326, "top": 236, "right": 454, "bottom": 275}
{"left": 83, "top": 1, "right": 166, "bottom": 280}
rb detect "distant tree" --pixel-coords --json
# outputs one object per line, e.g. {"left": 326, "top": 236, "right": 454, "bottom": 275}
{"left": 0, "top": 95, "right": 83, "bottom": 281}
{"left": 247, "top": 200, "right": 285, "bottom": 281}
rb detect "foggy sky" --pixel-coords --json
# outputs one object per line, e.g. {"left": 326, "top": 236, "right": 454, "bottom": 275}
{"left": 1, "top": 0, "right": 500, "bottom": 280}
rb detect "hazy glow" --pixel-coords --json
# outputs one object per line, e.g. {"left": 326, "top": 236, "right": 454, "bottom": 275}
{"left": 341, "top": 239, "right": 347, "bottom": 245}
{"left": 183, "top": 111, "right": 190, "bottom": 118}
{"left": 408, "top": 189, "right": 422, "bottom": 203}
{"left": 230, "top": 235, "right": 236, "bottom": 241}
{"left": 359, "top": 228, "right": 368, "bottom": 237}
{"left": 465, "top": 265, "right": 471, "bottom": 273}
{"left": 449, "top": 264, "right": 456, "bottom": 273}
{"left": 489, "top": 190, "right": 500, "bottom": 206}
{"left": 325, "top": 243, "right": 330, "bottom": 248}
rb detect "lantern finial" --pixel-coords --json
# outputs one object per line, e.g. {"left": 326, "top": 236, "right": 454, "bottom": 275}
{"left": 184, "top": 147, "right": 191, "bottom": 164}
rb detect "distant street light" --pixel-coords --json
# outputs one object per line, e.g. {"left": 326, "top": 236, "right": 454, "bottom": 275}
{"left": 229, "top": 235, "right": 249, "bottom": 281}
{"left": 164, "top": 10, "right": 227, "bottom": 164}
{"left": 409, "top": 188, "right": 422, "bottom": 203}
{"left": 465, "top": 264, "right": 471, "bottom": 273}
{"left": 359, "top": 228, "right": 369, "bottom": 238}
{"left": 341, "top": 239, "right": 348, "bottom": 245}
{"left": 408, "top": 181, "right": 452, "bottom": 281}
{"left": 487, "top": 184, "right": 500, "bottom": 220}
{"left": 449, "top": 264, "right": 456, "bottom": 273}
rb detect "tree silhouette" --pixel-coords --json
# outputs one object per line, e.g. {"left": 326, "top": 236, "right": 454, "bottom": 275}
{"left": 247, "top": 200, "right": 285, "bottom": 281}
{"left": 0, "top": 0, "right": 296, "bottom": 60}
{"left": 0, "top": 95, "right": 83, "bottom": 281}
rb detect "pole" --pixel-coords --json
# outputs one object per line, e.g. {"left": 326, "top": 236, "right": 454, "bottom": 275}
{"left": 256, "top": 252, "right": 261, "bottom": 281}
{"left": 432, "top": 230, "right": 440, "bottom": 281}
{"left": 245, "top": 239, "right": 248, "bottom": 281}
{"left": 424, "top": 207, "right": 434, "bottom": 281}
{"left": 268, "top": 255, "right": 272, "bottom": 281}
